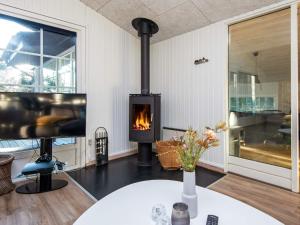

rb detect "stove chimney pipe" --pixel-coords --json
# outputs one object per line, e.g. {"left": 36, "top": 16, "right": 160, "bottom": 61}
{"left": 132, "top": 18, "right": 159, "bottom": 95}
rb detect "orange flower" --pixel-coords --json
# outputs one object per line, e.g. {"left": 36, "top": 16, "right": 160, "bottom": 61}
{"left": 171, "top": 124, "right": 226, "bottom": 172}
{"left": 211, "top": 140, "right": 220, "bottom": 147}
{"left": 197, "top": 139, "right": 204, "bottom": 146}
{"left": 204, "top": 129, "right": 217, "bottom": 141}
{"left": 215, "top": 121, "right": 228, "bottom": 131}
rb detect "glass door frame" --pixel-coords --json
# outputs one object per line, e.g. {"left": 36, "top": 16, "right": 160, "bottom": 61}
{"left": 225, "top": 1, "right": 299, "bottom": 192}
{"left": 290, "top": 2, "right": 299, "bottom": 193}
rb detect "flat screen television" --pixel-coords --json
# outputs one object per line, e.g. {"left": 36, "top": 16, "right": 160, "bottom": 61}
{"left": 0, "top": 92, "right": 86, "bottom": 139}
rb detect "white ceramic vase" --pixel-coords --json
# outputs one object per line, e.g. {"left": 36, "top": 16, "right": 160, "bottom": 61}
{"left": 182, "top": 171, "right": 198, "bottom": 219}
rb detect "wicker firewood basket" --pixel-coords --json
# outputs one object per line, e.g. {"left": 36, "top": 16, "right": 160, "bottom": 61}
{"left": 0, "top": 154, "right": 15, "bottom": 195}
{"left": 156, "top": 140, "right": 181, "bottom": 170}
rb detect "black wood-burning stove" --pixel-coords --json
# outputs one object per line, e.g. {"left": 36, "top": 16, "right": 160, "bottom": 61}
{"left": 129, "top": 18, "right": 161, "bottom": 166}
{"left": 129, "top": 94, "right": 161, "bottom": 165}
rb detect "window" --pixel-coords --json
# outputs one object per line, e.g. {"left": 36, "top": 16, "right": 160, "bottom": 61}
{"left": 228, "top": 8, "right": 291, "bottom": 168}
{"left": 0, "top": 14, "right": 77, "bottom": 152}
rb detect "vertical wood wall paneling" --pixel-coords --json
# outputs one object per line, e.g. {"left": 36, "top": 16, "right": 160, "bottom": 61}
{"left": 151, "top": 22, "right": 227, "bottom": 168}
{"left": 84, "top": 8, "right": 139, "bottom": 161}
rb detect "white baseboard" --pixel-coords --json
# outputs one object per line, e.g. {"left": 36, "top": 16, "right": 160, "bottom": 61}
{"left": 199, "top": 159, "right": 224, "bottom": 170}
{"left": 108, "top": 148, "right": 137, "bottom": 160}
{"left": 85, "top": 148, "right": 137, "bottom": 166}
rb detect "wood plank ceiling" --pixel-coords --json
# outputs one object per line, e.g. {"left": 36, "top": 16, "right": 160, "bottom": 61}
{"left": 80, "top": 0, "right": 285, "bottom": 43}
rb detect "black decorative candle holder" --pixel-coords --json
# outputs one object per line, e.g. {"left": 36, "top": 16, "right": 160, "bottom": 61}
{"left": 95, "top": 127, "right": 108, "bottom": 166}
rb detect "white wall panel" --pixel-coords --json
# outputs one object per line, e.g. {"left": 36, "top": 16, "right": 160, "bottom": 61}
{"left": 84, "top": 8, "right": 139, "bottom": 161}
{"left": 0, "top": 0, "right": 140, "bottom": 168}
{"left": 151, "top": 22, "right": 227, "bottom": 168}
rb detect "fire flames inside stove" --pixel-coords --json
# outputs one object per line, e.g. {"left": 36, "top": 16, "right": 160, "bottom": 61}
{"left": 133, "top": 104, "right": 151, "bottom": 131}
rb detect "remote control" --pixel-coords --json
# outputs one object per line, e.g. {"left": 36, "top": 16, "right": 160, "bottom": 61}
{"left": 206, "top": 215, "right": 218, "bottom": 225}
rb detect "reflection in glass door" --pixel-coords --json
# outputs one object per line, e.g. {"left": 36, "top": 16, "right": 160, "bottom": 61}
{"left": 228, "top": 9, "right": 292, "bottom": 169}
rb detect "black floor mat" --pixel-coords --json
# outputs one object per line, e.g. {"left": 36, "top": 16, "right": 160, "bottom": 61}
{"left": 67, "top": 154, "right": 225, "bottom": 200}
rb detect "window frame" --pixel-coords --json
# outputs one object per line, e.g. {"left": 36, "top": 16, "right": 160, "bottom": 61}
{"left": 0, "top": 13, "right": 78, "bottom": 152}
{"left": 0, "top": 4, "right": 87, "bottom": 171}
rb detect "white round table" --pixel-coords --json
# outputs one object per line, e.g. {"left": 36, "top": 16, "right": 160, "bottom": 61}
{"left": 74, "top": 180, "right": 283, "bottom": 225}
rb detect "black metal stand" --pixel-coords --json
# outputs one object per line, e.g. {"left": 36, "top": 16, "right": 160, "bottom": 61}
{"left": 16, "top": 179, "right": 68, "bottom": 194}
{"left": 137, "top": 143, "right": 152, "bottom": 167}
{"left": 16, "top": 138, "right": 68, "bottom": 194}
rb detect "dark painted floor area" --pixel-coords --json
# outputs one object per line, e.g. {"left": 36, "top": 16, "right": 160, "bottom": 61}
{"left": 67, "top": 154, "right": 225, "bottom": 200}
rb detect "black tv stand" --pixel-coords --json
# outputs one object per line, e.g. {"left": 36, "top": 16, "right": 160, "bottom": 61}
{"left": 16, "top": 138, "right": 68, "bottom": 194}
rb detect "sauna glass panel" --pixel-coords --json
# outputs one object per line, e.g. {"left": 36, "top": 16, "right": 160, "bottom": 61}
{"left": 228, "top": 9, "right": 291, "bottom": 168}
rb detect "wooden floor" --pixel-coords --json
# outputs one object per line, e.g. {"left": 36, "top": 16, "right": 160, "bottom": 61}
{"left": 0, "top": 173, "right": 95, "bottom": 225}
{"left": 1, "top": 171, "right": 299, "bottom": 225}
{"left": 240, "top": 143, "right": 296, "bottom": 169}
{"left": 209, "top": 174, "right": 300, "bottom": 225}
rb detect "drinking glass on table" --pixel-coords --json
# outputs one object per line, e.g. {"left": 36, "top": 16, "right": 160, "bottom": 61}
{"left": 171, "top": 202, "right": 190, "bottom": 225}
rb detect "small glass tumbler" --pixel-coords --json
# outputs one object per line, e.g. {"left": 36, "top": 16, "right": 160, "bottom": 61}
{"left": 171, "top": 202, "right": 190, "bottom": 225}
{"left": 152, "top": 204, "right": 167, "bottom": 222}
{"left": 156, "top": 214, "right": 171, "bottom": 225}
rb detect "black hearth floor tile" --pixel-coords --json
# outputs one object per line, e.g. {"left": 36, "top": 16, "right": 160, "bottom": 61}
{"left": 67, "top": 154, "right": 225, "bottom": 200}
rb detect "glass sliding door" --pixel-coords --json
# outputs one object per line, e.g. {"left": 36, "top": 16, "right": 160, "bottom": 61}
{"left": 228, "top": 8, "right": 296, "bottom": 189}
{"left": 229, "top": 8, "right": 291, "bottom": 168}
